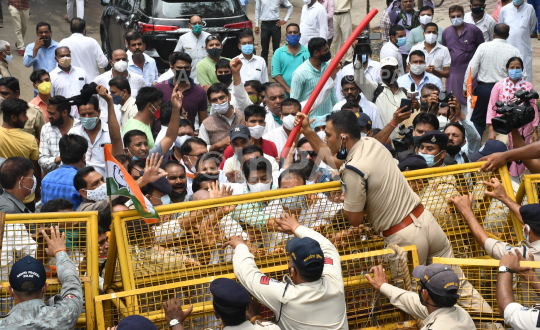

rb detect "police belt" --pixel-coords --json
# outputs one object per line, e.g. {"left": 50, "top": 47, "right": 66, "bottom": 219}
{"left": 382, "top": 204, "right": 424, "bottom": 237}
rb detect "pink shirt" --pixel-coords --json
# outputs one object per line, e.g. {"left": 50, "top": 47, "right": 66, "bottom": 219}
{"left": 319, "top": 0, "right": 335, "bottom": 39}
{"left": 29, "top": 95, "right": 49, "bottom": 123}
{"left": 492, "top": 0, "right": 503, "bottom": 22}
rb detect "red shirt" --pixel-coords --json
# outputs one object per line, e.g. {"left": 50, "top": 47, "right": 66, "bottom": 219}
{"left": 219, "top": 138, "right": 278, "bottom": 170}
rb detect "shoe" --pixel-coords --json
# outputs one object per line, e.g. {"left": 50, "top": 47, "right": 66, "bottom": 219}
{"left": 531, "top": 33, "right": 538, "bottom": 38}
{"left": 64, "top": 15, "right": 70, "bottom": 22}
{"left": 0, "top": 21, "right": 3, "bottom": 28}
{"left": 18, "top": 50, "right": 24, "bottom": 56}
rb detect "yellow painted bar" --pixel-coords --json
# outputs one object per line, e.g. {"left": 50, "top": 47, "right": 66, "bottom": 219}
{"left": 433, "top": 257, "right": 540, "bottom": 268}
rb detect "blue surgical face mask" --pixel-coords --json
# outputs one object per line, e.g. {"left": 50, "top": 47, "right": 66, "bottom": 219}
{"left": 241, "top": 44, "right": 254, "bottom": 55}
{"left": 513, "top": 0, "right": 524, "bottom": 5}
{"left": 4, "top": 54, "right": 12, "bottom": 63}
{"left": 508, "top": 68, "right": 523, "bottom": 80}
{"left": 396, "top": 37, "right": 407, "bottom": 47}
{"left": 523, "top": 224, "right": 530, "bottom": 241}
{"left": 80, "top": 116, "right": 99, "bottom": 130}
{"left": 362, "top": 54, "right": 367, "bottom": 63}
{"left": 112, "top": 93, "right": 123, "bottom": 105}
{"left": 161, "top": 194, "right": 171, "bottom": 205}
{"left": 418, "top": 151, "right": 443, "bottom": 167}
{"left": 192, "top": 24, "right": 203, "bottom": 34}
{"left": 286, "top": 34, "right": 300, "bottom": 46}
{"left": 280, "top": 195, "right": 307, "bottom": 210}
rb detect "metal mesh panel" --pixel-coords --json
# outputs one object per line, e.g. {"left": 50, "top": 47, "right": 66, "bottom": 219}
{"left": 95, "top": 246, "right": 420, "bottom": 330}
{"left": 520, "top": 174, "right": 540, "bottom": 205}
{"left": 0, "top": 212, "right": 99, "bottom": 329}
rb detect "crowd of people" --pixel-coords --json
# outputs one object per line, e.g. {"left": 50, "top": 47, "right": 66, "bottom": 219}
{"left": 0, "top": 0, "right": 540, "bottom": 328}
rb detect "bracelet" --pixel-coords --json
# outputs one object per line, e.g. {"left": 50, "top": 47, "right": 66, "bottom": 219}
{"left": 250, "top": 315, "right": 262, "bottom": 324}
{"left": 389, "top": 120, "right": 397, "bottom": 128}
{"left": 54, "top": 248, "right": 67, "bottom": 255}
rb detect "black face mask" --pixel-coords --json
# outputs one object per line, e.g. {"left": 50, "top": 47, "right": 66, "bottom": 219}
{"left": 336, "top": 136, "right": 348, "bottom": 160}
{"left": 217, "top": 73, "right": 232, "bottom": 84}
{"left": 381, "top": 68, "right": 398, "bottom": 85}
{"left": 175, "top": 69, "right": 191, "bottom": 82}
{"left": 319, "top": 50, "right": 332, "bottom": 63}
{"left": 446, "top": 144, "right": 462, "bottom": 156}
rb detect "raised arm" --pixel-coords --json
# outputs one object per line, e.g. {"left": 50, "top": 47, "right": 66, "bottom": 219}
{"left": 510, "top": 129, "right": 540, "bottom": 174}
{"left": 159, "top": 88, "right": 183, "bottom": 152}
{"left": 374, "top": 106, "right": 411, "bottom": 144}
{"left": 354, "top": 60, "right": 378, "bottom": 101}
{"left": 96, "top": 85, "right": 124, "bottom": 156}
{"left": 230, "top": 58, "right": 253, "bottom": 111}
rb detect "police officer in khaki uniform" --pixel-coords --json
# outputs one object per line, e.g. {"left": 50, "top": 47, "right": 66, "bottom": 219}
{"left": 497, "top": 254, "right": 540, "bottom": 330}
{"left": 366, "top": 263, "right": 476, "bottom": 330}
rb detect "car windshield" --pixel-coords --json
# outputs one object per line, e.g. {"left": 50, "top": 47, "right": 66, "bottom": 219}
{"left": 159, "top": 0, "right": 243, "bottom": 18}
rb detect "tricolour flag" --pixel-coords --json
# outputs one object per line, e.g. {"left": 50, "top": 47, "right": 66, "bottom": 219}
{"left": 104, "top": 144, "right": 159, "bottom": 223}
{"left": 466, "top": 68, "right": 478, "bottom": 119}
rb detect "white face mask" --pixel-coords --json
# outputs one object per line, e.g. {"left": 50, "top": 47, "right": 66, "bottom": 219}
{"left": 419, "top": 15, "right": 432, "bottom": 25}
{"left": 20, "top": 175, "right": 37, "bottom": 195}
{"left": 306, "top": 180, "right": 315, "bottom": 185}
{"left": 317, "top": 130, "right": 327, "bottom": 142}
{"left": 303, "top": 0, "right": 311, "bottom": 4}
{"left": 247, "top": 181, "right": 272, "bottom": 192}
{"left": 113, "top": 60, "right": 128, "bottom": 73}
{"left": 438, "top": 115, "right": 449, "bottom": 128}
{"left": 248, "top": 124, "right": 265, "bottom": 139}
{"left": 361, "top": 132, "right": 367, "bottom": 138}
{"left": 410, "top": 64, "right": 427, "bottom": 75}
{"left": 424, "top": 33, "right": 437, "bottom": 44}
{"left": 212, "top": 100, "right": 230, "bottom": 114}
{"left": 175, "top": 135, "right": 191, "bottom": 148}
{"left": 451, "top": 17, "right": 463, "bottom": 27}
{"left": 85, "top": 183, "right": 108, "bottom": 202}
{"left": 282, "top": 115, "right": 295, "bottom": 130}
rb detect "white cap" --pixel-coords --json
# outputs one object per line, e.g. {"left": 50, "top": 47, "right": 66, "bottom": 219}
{"left": 380, "top": 56, "right": 399, "bottom": 68}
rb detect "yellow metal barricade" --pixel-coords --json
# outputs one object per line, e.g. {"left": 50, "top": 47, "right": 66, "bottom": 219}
{"left": 106, "top": 162, "right": 521, "bottom": 294}
{"left": 517, "top": 174, "right": 540, "bottom": 205}
{"left": 95, "top": 246, "right": 420, "bottom": 330}
{"left": 0, "top": 211, "right": 99, "bottom": 329}
{"left": 434, "top": 257, "right": 540, "bottom": 329}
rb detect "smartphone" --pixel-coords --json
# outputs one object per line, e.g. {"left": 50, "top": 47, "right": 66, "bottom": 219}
{"left": 400, "top": 98, "right": 413, "bottom": 113}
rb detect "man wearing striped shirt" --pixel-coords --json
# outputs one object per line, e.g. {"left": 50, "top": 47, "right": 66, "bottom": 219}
{"left": 290, "top": 37, "right": 338, "bottom": 118}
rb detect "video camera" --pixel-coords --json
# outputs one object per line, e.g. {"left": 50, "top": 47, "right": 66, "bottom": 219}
{"left": 66, "top": 82, "right": 102, "bottom": 107}
{"left": 438, "top": 90, "right": 454, "bottom": 108}
{"left": 392, "top": 125, "right": 414, "bottom": 153}
{"left": 492, "top": 89, "right": 539, "bottom": 134}
{"left": 353, "top": 31, "right": 381, "bottom": 65}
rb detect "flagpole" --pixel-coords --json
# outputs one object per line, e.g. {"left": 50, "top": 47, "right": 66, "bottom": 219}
{"left": 103, "top": 143, "right": 114, "bottom": 226}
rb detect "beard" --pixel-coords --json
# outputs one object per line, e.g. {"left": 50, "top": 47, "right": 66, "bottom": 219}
{"left": 50, "top": 116, "right": 64, "bottom": 127}
{"left": 14, "top": 119, "right": 26, "bottom": 129}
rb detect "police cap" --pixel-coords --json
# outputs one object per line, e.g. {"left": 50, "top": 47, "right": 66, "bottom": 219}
{"left": 210, "top": 278, "right": 252, "bottom": 308}
{"left": 413, "top": 263, "right": 460, "bottom": 299}
{"left": 117, "top": 315, "right": 157, "bottom": 330}
{"left": 520, "top": 204, "right": 540, "bottom": 225}
{"left": 286, "top": 236, "right": 324, "bottom": 273}
{"left": 9, "top": 255, "right": 47, "bottom": 292}
{"left": 398, "top": 155, "right": 428, "bottom": 172}
{"left": 417, "top": 130, "right": 448, "bottom": 150}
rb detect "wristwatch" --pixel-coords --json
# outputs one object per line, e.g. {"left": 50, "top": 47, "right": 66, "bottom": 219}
{"left": 498, "top": 266, "right": 514, "bottom": 274}
{"left": 170, "top": 319, "right": 180, "bottom": 328}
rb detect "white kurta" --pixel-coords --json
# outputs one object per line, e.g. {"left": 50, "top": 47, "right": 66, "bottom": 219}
{"left": 498, "top": 3, "right": 537, "bottom": 82}
{"left": 299, "top": 2, "right": 328, "bottom": 47}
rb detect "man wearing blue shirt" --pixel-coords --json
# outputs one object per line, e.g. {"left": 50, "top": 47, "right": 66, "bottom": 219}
{"left": 126, "top": 32, "right": 158, "bottom": 86}
{"left": 396, "top": 49, "right": 442, "bottom": 100}
{"left": 23, "top": 22, "right": 58, "bottom": 73}
{"left": 41, "top": 134, "right": 87, "bottom": 210}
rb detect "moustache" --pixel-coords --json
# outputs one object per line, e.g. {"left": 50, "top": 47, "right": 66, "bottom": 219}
{"left": 173, "top": 184, "right": 186, "bottom": 190}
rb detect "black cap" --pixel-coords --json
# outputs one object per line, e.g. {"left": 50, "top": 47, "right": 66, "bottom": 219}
{"left": 398, "top": 155, "right": 428, "bottom": 172}
{"left": 117, "top": 315, "right": 157, "bottom": 330}
{"left": 468, "top": 140, "right": 508, "bottom": 162}
{"left": 285, "top": 237, "right": 324, "bottom": 273}
{"left": 9, "top": 255, "right": 47, "bottom": 292}
{"left": 417, "top": 130, "right": 449, "bottom": 150}
{"left": 413, "top": 264, "right": 460, "bottom": 299}
{"left": 141, "top": 172, "right": 172, "bottom": 195}
{"left": 358, "top": 113, "right": 372, "bottom": 129}
{"left": 520, "top": 204, "right": 540, "bottom": 225}
{"left": 210, "top": 278, "right": 252, "bottom": 308}
{"left": 230, "top": 125, "right": 251, "bottom": 141}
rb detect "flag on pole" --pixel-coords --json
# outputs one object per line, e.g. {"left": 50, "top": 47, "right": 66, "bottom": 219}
{"left": 104, "top": 144, "right": 159, "bottom": 223}
{"left": 466, "top": 68, "right": 478, "bottom": 119}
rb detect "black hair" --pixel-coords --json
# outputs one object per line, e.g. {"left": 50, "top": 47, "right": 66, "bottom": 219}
{"left": 506, "top": 56, "right": 524, "bottom": 69}
{"left": 297, "top": 137, "right": 310, "bottom": 149}
{"left": 0, "top": 77, "right": 20, "bottom": 93}
{"left": 41, "top": 199, "right": 74, "bottom": 213}
{"left": 286, "top": 23, "right": 300, "bottom": 32}
{"left": 29, "top": 69, "right": 49, "bottom": 84}
{"left": 163, "top": 161, "right": 186, "bottom": 173}
{"left": 128, "top": 158, "right": 147, "bottom": 175}
{"left": 244, "top": 80, "right": 264, "bottom": 93}
{"left": 242, "top": 145, "right": 263, "bottom": 157}
{"left": 48, "top": 96, "right": 72, "bottom": 117}
{"left": 205, "top": 34, "right": 222, "bottom": 46}
{"left": 123, "top": 129, "right": 148, "bottom": 148}
{"left": 195, "top": 152, "right": 222, "bottom": 171}
{"left": 169, "top": 52, "right": 193, "bottom": 66}
{"left": 207, "top": 83, "right": 229, "bottom": 101}
{"left": 413, "top": 112, "right": 439, "bottom": 130}
{"left": 420, "top": 83, "right": 440, "bottom": 95}
{"left": 409, "top": 50, "right": 426, "bottom": 61}
{"left": 242, "top": 156, "right": 271, "bottom": 181}
{"left": 191, "top": 174, "right": 217, "bottom": 193}
{"left": 425, "top": 286, "right": 459, "bottom": 308}
{"left": 308, "top": 37, "right": 327, "bottom": 57}
{"left": 494, "top": 23, "right": 510, "bottom": 39}
{"left": 126, "top": 31, "right": 144, "bottom": 45}
{"left": 444, "top": 122, "right": 465, "bottom": 137}
{"left": 73, "top": 166, "right": 97, "bottom": 192}
{"left": 278, "top": 169, "right": 306, "bottom": 187}
{"left": 135, "top": 87, "right": 163, "bottom": 112}
{"left": 291, "top": 258, "right": 323, "bottom": 282}
{"left": 2, "top": 99, "right": 28, "bottom": 123}
{"left": 290, "top": 158, "right": 316, "bottom": 182}
{"left": 423, "top": 22, "right": 439, "bottom": 32}
{"left": 281, "top": 98, "right": 301, "bottom": 112}
{"left": 244, "top": 105, "right": 266, "bottom": 121}
{"left": 109, "top": 75, "right": 131, "bottom": 95}
{"left": 419, "top": 5, "right": 434, "bottom": 15}
{"left": 342, "top": 100, "right": 361, "bottom": 111}
{"left": 98, "top": 225, "right": 106, "bottom": 236}
{"left": 340, "top": 75, "right": 357, "bottom": 87}
{"left": 179, "top": 118, "right": 195, "bottom": 131}
{"left": 372, "top": 128, "right": 382, "bottom": 136}
{"left": 327, "top": 110, "right": 362, "bottom": 139}
{"left": 0, "top": 157, "right": 34, "bottom": 189}
{"left": 180, "top": 137, "right": 207, "bottom": 156}
{"left": 55, "top": 46, "right": 70, "bottom": 57}
{"left": 82, "top": 96, "right": 100, "bottom": 114}
{"left": 237, "top": 29, "right": 254, "bottom": 44}
{"left": 389, "top": 25, "right": 405, "bottom": 37}
{"left": 70, "top": 18, "right": 86, "bottom": 33}
{"left": 215, "top": 58, "right": 231, "bottom": 71}
{"left": 470, "top": 0, "right": 485, "bottom": 4}
{"left": 386, "top": 0, "right": 394, "bottom": 6}
{"left": 36, "top": 22, "right": 51, "bottom": 33}
{"left": 527, "top": 222, "right": 540, "bottom": 236}
{"left": 159, "top": 102, "right": 174, "bottom": 126}
{"left": 213, "top": 302, "right": 246, "bottom": 327}
{"left": 59, "top": 134, "right": 88, "bottom": 165}
{"left": 115, "top": 154, "right": 131, "bottom": 167}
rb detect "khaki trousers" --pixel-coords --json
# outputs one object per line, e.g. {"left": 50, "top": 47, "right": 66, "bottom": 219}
{"left": 8, "top": 5, "right": 28, "bottom": 50}
{"left": 333, "top": 12, "right": 353, "bottom": 63}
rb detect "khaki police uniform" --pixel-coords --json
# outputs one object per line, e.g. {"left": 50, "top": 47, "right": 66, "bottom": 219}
{"left": 233, "top": 225, "right": 348, "bottom": 330}
{"left": 224, "top": 320, "right": 280, "bottom": 330}
{"left": 339, "top": 137, "right": 452, "bottom": 265}
{"left": 503, "top": 302, "right": 540, "bottom": 329}
{"left": 380, "top": 283, "right": 476, "bottom": 330}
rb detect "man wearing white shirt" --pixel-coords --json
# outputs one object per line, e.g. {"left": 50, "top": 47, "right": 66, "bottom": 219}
{"left": 262, "top": 83, "right": 285, "bottom": 134}
{"left": 49, "top": 46, "right": 88, "bottom": 118}
{"left": 499, "top": 0, "right": 537, "bottom": 82}
{"left": 263, "top": 98, "right": 302, "bottom": 156}
{"left": 108, "top": 75, "right": 139, "bottom": 129}
{"left": 408, "top": 23, "right": 451, "bottom": 79}
{"left": 335, "top": 53, "right": 381, "bottom": 102}
{"left": 93, "top": 49, "right": 146, "bottom": 124}
{"left": 173, "top": 15, "right": 210, "bottom": 84}
{"left": 234, "top": 30, "right": 269, "bottom": 84}
{"left": 464, "top": 0, "right": 497, "bottom": 41}
{"left": 126, "top": 32, "right": 159, "bottom": 86}
{"left": 380, "top": 25, "right": 406, "bottom": 76}
{"left": 299, "top": 0, "right": 328, "bottom": 47}
{"left": 397, "top": 50, "right": 443, "bottom": 100}
{"left": 254, "top": 0, "right": 294, "bottom": 65}
{"left": 58, "top": 18, "right": 108, "bottom": 81}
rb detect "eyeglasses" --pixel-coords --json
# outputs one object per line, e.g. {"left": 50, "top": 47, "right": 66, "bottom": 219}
{"left": 298, "top": 150, "right": 318, "bottom": 158}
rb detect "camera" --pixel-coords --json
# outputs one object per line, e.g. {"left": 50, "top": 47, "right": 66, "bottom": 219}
{"left": 438, "top": 90, "right": 454, "bottom": 108}
{"left": 492, "top": 89, "right": 539, "bottom": 134}
{"left": 353, "top": 31, "right": 381, "bottom": 64}
{"left": 392, "top": 125, "right": 414, "bottom": 153}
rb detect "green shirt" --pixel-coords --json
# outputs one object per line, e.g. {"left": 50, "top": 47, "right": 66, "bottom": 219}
{"left": 405, "top": 25, "right": 444, "bottom": 52}
{"left": 122, "top": 118, "right": 155, "bottom": 149}
{"left": 271, "top": 44, "right": 309, "bottom": 89}
{"left": 195, "top": 56, "right": 231, "bottom": 86}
